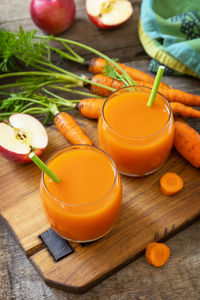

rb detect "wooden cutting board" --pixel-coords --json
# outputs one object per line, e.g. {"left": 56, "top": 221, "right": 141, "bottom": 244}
{"left": 0, "top": 114, "right": 200, "bottom": 294}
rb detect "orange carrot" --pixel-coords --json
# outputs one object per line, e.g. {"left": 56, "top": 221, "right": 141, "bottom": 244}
{"left": 77, "top": 97, "right": 200, "bottom": 121}
{"left": 133, "top": 80, "right": 200, "bottom": 106}
{"left": 88, "top": 57, "right": 107, "bottom": 74}
{"left": 77, "top": 98, "right": 104, "bottom": 119}
{"left": 88, "top": 57, "right": 170, "bottom": 89}
{"left": 54, "top": 112, "right": 93, "bottom": 145}
{"left": 170, "top": 102, "right": 200, "bottom": 118}
{"left": 163, "top": 88, "right": 200, "bottom": 107}
{"left": 90, "top": 75, "right": 200, "bottom": 107}
{"left": 174, "top": 118, "right": 200, "bottom": 168}
{"left": 145, "top": 242, "right": 170, "bottom": 267}
{"left": 90, "top": 74, "right": 124, "bottom": 97}
{"left": 160, "top": 172, "right": 184, "bottom": 196}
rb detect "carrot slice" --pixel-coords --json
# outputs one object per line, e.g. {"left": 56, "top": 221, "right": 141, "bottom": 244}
{"left": 160, "top": 172, "right": 184, "bottom": 196}
{"left": 145, "top": 242, "right": 170, "bottom": 267}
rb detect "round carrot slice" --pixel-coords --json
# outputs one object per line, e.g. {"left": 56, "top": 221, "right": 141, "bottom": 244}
{"left": 160, "top": 172, "right": 184, "bottom": 196}
{"left": 145, "top": 242, "right": 170, "bottom": 267}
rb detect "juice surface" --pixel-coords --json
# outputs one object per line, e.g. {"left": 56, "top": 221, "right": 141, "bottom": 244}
{"left": 41, "top": 146, "right": 122, "bottom": 242}
{"left": 98, "top": 87, "right": 174, "bottom": 176}
{"left": 44, "top": 148, "right": 116, "bottom": 205}
{"left": 104, "top": 91, "right": 170, "bottom": 137}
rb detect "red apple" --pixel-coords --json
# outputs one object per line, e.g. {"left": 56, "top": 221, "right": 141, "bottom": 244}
{"left": 86, "top": 0, "right": 133, "bottom": 29}
{"left": 0, "top": 113, "right": 48, "bottom": 163}
{"left": 30, "top": 0, "right": 76, "bottom": 34}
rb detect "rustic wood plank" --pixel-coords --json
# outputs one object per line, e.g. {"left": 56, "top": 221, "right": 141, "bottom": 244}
{"left": 1, "top": 216, "right": 200, "bottom": 299}
{"left": 1, "top": 0, "right": 200, "bottom": 297}
{"left": 0, "top": 59, "right": 200, "bottom": 292}
{"left": 0, "top": 0, "right": 145, "bottom": 63}
{"left": 29, "top": 151, "right": 200, "bottom": 293}
{"left": 0, "top": 111, "right": 200, "bottom": 292}
{"left": 0, "top": 117, "right": 97, "bottom": 255}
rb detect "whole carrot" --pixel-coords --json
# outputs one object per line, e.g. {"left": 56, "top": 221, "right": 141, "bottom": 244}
{"left": 174, "top": 118, "right": 200, "bottom": 168}
{"left": 170, "top": 102, "right": 200, "bottom": 118}
{"left": 165, "top": 89, "right": 200, "bottom": 107}
{"left": 54, "top": 112, "right": 93, "bottom": 145}
{"left": 88, "top": 57, "right": 169, "bottom": 90}
{"left": 77, "top": 97, "right": 200, "bottom": 121}
{"left": 77, "top": 98, "right": 104, "bottom": 119}
{"left": 90, "top": 75, "right": 200, "bottom": 107}
{"left": 134, "top": 80, "right": 200, "bottom": 106}
{"left": 90, "top": 74, "right": 124, "bottom": 97}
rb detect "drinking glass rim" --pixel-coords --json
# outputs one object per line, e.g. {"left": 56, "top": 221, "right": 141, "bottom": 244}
{"left": 41, "top": 144, "right": 119, "bottom": 207}
{"left": 101, "top": 85, "right": 172, "bottom": 140}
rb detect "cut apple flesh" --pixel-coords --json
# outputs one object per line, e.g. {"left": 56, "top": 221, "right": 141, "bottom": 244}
{"left": 86, "top": 0, "right": 133, "bottom": 26}
{"left": 9, "top": 113, "right": 48, "bottom": 150}
{"left": 0, "top": 113, "right": 48, "bottom": 156}
{"left": 0, "top": 123, "right": 31, "bottom": 154}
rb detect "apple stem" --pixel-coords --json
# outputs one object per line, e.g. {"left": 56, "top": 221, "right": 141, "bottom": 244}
{"left": 29, "top": 152, "right": 60, "bottom": 183}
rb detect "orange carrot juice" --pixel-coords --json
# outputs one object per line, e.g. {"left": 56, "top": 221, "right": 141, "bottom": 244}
{"left": 40, "top": 145, "right": 122, "bottom": 242}
{"left": 98, "top": 86, "right": 174, "bottom": 176}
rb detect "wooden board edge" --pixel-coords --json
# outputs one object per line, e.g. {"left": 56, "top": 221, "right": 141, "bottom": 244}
{"left": 29, "top": 248, "right": 145, "bottom": 295}
{"left": 29, "top": 214, "right": 200, "bottom": 294}
{"left": 0, "top": 213, "right": 45, "bottom": 257}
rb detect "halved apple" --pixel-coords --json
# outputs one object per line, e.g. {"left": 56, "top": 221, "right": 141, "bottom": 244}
{"left": 86, "top": 0, "right": 133, "bottom": 29}
{"left": 0, "top": 113, "right": 48, "bottom": 163}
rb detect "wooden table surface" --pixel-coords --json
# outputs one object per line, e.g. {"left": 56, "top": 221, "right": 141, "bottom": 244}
{"left": 0, "top": 0, "right": 200, "bottom": 299}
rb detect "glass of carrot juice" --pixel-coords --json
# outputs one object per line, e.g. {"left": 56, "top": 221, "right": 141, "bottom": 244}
{"left": 40, "top": 145, "right": 122, "bottom": 243}
{"left": 98, "top": 86, "right": 174, "bottom": 176}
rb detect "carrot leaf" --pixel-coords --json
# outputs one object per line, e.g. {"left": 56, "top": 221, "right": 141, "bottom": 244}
{"left": 102, "top": 61, "right": 126, "bottom": 85}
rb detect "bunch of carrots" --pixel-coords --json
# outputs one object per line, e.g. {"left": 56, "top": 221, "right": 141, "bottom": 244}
{"left": 86, "top": 58, "right": 200, "bottom": 169}
{"left": 0, "top": 90, "right": 104, "bottom": 146}
{"left": 0, "top": 28, "right": 199, "bottom": 269}
{"left": 0, "top": 29, "right": 200, "bottom": 168}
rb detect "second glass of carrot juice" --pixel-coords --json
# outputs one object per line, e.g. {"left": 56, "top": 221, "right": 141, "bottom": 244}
{"left": 40, "top": 145, "right": 122, "bottom": 243}
{"left": 98, "top": 86, "right": 174, "bottom": 176}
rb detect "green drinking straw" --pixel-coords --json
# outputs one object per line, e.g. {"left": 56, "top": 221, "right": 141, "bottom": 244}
{"left": 29, "top": 152, "right": 60, "bottom": 183}
{"left": 147, "top": 65, "right": 165, "bottom": 107}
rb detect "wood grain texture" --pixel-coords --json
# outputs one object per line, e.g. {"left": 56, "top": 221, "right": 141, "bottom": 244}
{"left": 0, "top": 0, "right": 200, "bottom": 297}
{"left": 0, "top": 0, "right": 146, "bottom": 64}
{"left": 0, "top": 115, "right": 200, "bottom": 293}
{"left": 1, "top": 217, "right": 200, "bottom": 300}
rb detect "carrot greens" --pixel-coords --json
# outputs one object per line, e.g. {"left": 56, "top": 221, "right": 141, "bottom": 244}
{"left": 0, "top": 27, "right": 134, "bottom": 125}
{"left": 0, "top": 90, "right": 77, "bottom": 123}
{"left": 0, "top": 27, "right": 132, "bottom": 93}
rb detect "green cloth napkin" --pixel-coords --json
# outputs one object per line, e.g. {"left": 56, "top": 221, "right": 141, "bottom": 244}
{"left": 138, "top": 0, "right": 200, "bottom": 78}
